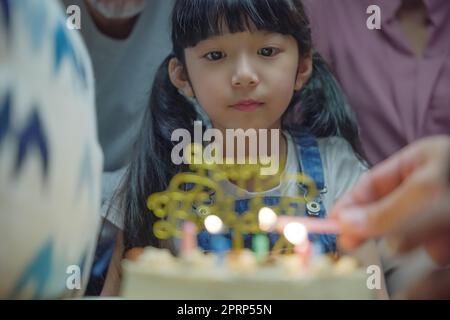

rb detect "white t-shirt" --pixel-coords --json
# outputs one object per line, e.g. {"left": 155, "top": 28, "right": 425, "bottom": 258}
{"left": 106, "top": 132, "right": 368, "bottom": 229}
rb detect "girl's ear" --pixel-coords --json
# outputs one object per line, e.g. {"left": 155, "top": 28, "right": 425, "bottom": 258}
{"left": 168, "top": 57, "right": 194, "bottom": 97}
{"left": 294, "top": 53, "right": 313, "bottom": 91}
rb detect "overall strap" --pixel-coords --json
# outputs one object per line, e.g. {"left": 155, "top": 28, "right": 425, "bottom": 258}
{"left": 289, "top": 127, "right": 325, "bottom": 191}
{"left": 288, "top": 127, "right": 336, "bottom": 253}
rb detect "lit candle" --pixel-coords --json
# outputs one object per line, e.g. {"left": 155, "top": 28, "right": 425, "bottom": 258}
{"left": 294, "top": 240, "right": 312, "bottom": 267}
{"left": 253, "top": 207, "right": 277, "bottom": 262}
{"left": 181, "top": 221, "right": 197, "bottom": 257}
{"left": 283, "top": 222, "right": 311, "bottom": 266}
{"left": 204, "top": 215, "right": 224, "bottom": 235}
{"left": 204, "top": 215, "right": 230, "bottom": 264}
{"left": 258, "top": 207, "right": 278, "bottom": 232}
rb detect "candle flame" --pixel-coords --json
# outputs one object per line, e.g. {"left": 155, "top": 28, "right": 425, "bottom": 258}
{"left": 283, "top": 222, "right": 307, "bottom": 245}
{"left": 204, "top": 215, "right": 223, "bottom": 234}
{"left": 258, "top": 207, "right": 278, "bottom": 232}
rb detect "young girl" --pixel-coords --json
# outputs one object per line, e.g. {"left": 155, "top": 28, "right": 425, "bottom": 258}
{"left": 101, "top": 0, "right": 382, "bottom": 295}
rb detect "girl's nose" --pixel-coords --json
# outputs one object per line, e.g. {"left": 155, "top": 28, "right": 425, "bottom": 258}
{"left": 231, "top": 58, "right": 260, "bottom": 88}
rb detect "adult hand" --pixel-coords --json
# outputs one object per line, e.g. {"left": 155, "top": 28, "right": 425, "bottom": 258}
{"left": 330, "top": 136, "right": 450, "bottom": 298}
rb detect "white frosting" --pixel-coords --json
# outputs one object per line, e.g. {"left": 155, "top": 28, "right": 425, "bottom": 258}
{"left": 120, "top": 247, "right": 374, "bottom": 299}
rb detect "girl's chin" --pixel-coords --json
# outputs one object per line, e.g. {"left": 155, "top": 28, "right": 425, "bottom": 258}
{"left": 211, "top": 120, "right": 282, "bottom": 131}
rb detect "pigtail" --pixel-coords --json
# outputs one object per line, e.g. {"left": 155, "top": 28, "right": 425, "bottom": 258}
{"left": 292, "top": 52, "right": 365, "bottom": 160}
{"left": 119, "top": 54, "right": 197, "bottom": 251}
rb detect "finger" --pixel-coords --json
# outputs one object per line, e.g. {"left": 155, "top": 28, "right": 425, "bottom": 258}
{"left": 407, "top": 268, "right": 450, "bottom": 300}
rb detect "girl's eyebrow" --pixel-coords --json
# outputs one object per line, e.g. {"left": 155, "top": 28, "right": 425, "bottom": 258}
{"left": 193, "top": 38, "right": 223, "bottom": 51}
{"left": 193, "top": 31, "right": 289, "bottom": 50}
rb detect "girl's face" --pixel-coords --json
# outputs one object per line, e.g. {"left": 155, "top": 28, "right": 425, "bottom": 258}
{"left": 170, "top": 28, "right": 312, "bottom": 132}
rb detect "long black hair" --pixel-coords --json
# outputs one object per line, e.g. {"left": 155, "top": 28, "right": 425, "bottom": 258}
{"left": 118, "top": 0, "right": 364, "bottom": 251}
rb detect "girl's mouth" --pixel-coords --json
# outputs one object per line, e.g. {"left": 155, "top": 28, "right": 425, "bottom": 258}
{"left": 231, "top": 99, "right": 264, "bottom": 112}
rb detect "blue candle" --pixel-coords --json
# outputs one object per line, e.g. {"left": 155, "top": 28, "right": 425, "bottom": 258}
{"left": 211, "top": 234, "right": 231, "bottom": 266}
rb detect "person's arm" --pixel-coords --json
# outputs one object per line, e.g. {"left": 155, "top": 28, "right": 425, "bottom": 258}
{"left": 101, "top": 231, "right": 124, "bottom": 296}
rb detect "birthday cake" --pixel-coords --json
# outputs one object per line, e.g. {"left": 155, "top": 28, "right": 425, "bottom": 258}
{"left": 120, "top": 247, "right": 373, "bottom": 299}
{"left": 120, "top": 162, "right": 373, "bottom": 300}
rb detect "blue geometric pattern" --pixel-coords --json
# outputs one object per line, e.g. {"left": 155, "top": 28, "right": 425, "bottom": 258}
{"left": 15, "top": 0, "right": 47, "bottom": 51}
{"left": 2, "top": 0, "right": 99, "bottom": 300}
{"left": 7, "top": 1, "right": 87, "bottom": 89}
{"left": 54, "top": 21, "right": 87, "bottom": 88}
{"left": 0, "top": 92, "right": 10, "bottom": 148}
{"left": 15, "top": 108, "right": 49, "bottom": 180}
{"left": 9, "top": 239, "right": 53, "bottom": 299}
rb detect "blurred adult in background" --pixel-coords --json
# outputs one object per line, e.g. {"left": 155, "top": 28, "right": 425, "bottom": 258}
{"left": 61, "top": 0, "right": 174, "bottom": 294}
{"left": 0, "top": 0, "right": 102, "bottom": 298}
{"left": 63, "top": 0, "right": 173, "bottom": 295}
{"left": 305, "top": 0, "right": 450, "bottom": 165}
{"left": 304, "top": 0, "right": 450, "bottom": 297}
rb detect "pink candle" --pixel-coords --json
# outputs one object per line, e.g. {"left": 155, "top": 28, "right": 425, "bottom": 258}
{"left": 181, "top": 221, "right": 197, "bottom": 256}
{"left": 294, "top": 240, "right": 312, "bottom": 267}
{"left": 282, "top": 221, "right": 312, "bottom": 267}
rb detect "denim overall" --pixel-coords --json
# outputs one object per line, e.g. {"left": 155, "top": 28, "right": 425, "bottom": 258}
{"left": 197, "top": 127, "right": 337, "bottom": 254}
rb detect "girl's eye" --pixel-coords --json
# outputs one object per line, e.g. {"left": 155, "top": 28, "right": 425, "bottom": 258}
{"left": 204, "top": 51, "right": 226, "bottom": 61}
{"left": 257, "top": 47, "right": 280, "bottom": 57}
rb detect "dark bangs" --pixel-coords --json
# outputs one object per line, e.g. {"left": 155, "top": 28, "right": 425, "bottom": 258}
{"left": 171, "top": 0, "right": 312, "bottom": 60}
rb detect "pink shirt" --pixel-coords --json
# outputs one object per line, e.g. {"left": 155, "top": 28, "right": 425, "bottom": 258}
{"left": 305, "top": 0, "right": 450, "bottom": 165}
